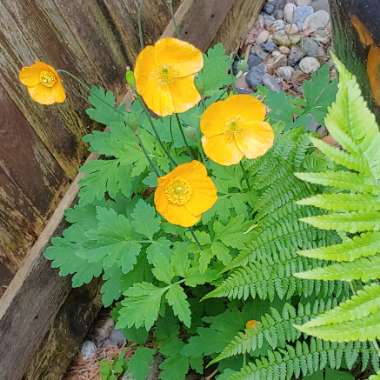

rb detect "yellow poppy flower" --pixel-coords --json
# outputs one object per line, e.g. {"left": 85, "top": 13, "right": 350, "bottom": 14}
{"left": 134, "top": 37, "right": 203, "bottom": 116}
{"left": 19, "top": 61, "right": 66, "bottom": 105}
{"left": 200, "top": 95, "right": 274, "bottom": 166}
{"left": 154, "top": 160, "right": 217, "bottom": 227}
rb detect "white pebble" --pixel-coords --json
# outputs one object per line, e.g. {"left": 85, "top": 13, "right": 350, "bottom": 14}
{"left": 303, "top": 10, "right": 330, "bottom": 32}
{"left": 80, "top": 340, "right": 97, "bottom": 360}
{"left": 256, "top": 30, "right": 270, "bottom": 44}
{"left": 296, "top": 0, "right": 311, "bottom": 5}
{"left": 277, "top": 66, "right": 295, "bottom": 80}
{"left": 299, "top": 56, "right": 321, "bottom": 73}
{"left": 284, "top": 3, "right": 297, "bottom": 23}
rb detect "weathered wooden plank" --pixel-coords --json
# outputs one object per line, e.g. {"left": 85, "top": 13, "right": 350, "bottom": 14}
{"left": 101, "top": 0, "right": 180, "bottom": 64}
{"left": 214, "top": 0, "right": 266, "bottom": 52}
{"left": 0, "top": 84, "right": 69, "bottom": 286}
{"left": 162, "top": 0, "right": 235, "bottom": 50}
{"left": 0, "top": 156, "right": 88, "bottom": 380}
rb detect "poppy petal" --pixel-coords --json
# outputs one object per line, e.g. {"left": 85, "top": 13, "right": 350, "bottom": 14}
{"left": 202, "top": 134, "right": 244, "bottom": 166}
{"left": 224, "top": 94, "right": 266, "bottom": 122}
{"left": 161, "top": 204, "right": 200, "bottom": 227}
{"left": 169, "top": 75, "right": 201, "bottom": 114}
{"left": 200, "top": 99, "right": 234, "bottom": 137}
{"left": 19, "top": 66, "right": 41, "bottom": 87}
{"left": 235, "top": 121, "right": 274, "bottom": 159}
{"left": 186, "top": 177, "right": 217, "bottom": 215}
{"left": 155, "top": 37, "right": 203, "bottom": 77}
{"left": 27, "top": 84, "right": 63, "bottom": 105}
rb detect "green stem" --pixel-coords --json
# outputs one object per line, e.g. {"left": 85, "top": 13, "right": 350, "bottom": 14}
{"left": 137, "top": 0, "right": 144, "bottom": 50}
{"left": 189, "top": 229, "right": 202, "bottom": 250}
{"left": 239, "top": 161, "right": 251, "bottom": 191}
{"left": 175, "top": 113, "right": 196, "bottom": 159}
{"left": 58, "top": 70, "right": 161, "bottom": 178}
{"left": 136, "top": 95, "right": 177, "bottom": 166}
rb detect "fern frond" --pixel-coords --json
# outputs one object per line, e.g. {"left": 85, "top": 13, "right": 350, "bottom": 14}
{"left": 298, "top": 232, "right": 380, "bottom": 262}
{"left": 295, "top": 171, "right": 379, "bottom": 194}
{"left": 310, "top": 136, "right": 368, "bottom": 173}
{"left": 295, "top": 255, "right": 380, "bottom": 281}
{"left": 296, "top": 283, "right": 380, "bottom": 341}
{"left": 297, "top": 193, "right": 380, "bottom": 212}
{"left": 207, "top": 256, "right": 346, "bottom": 301}
{"left": 212, "top": 299, "right": 338, "bottom": 364}
{"left": 301, "top": 211, "right": 380, "bottom": 233}
{"left": 230, "top": 339, "right": 379, "bottom": 380}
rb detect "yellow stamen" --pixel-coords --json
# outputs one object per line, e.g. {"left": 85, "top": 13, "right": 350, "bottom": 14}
{"left": 39, "top": 70, "right": 57, "bottom": 87}
{"left": 157, "top": 65, "right": 175, "bottom": 85}
{"left": 165, "top": 178, "right": 192, "bottom": 205}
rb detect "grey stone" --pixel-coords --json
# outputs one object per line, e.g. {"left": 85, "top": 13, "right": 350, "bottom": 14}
{"left": 263, "top": 14, "right": 276, "bottom": 28}
{"left": 80, "top": 340, "right": 97, "bottom": 360}
{"left": 311, "top": 0, "right": 330, "bottom": 12}
{"left": 110, "top": 329, "right": 127, "bottom": 347}
{"left": 284, "top": 3, "right": 296, "bottom": 23}
{"left": 261, "top": 39, "right": 277, "bottom": 53}
{"left": 235, "top": 75, "right": 252, "bottom": 94}
{"left": 289, "top": 34, "right": 301, "bottom": 45}
{"left": 296, "top": 0, "right": 311, "bottom": 5}
{"left": 271, "top": 19, "right": 286, "bottom": 31}
{"left": 252, "top": 44, "right": 269, "bottom": 60}
{"left": 246, "top": 63, "right": 266, "bottom": 89}
{"left": 303, "top": 10, "right": 330, "bottom": 32}
{"left": 285, "top": 23, "right": 299, "bottom": 35}
{"left": 288, "top": 46, "right": 305, "bottom": 65}
{"left": 266, "top": 52, "right": 287, "bottom": 71}
{"left": 274, "top": 9, "right": 284, "bottom": 19}
{"left": 264, "top": 3, "right": 275, "bottom": 14}
{"left": 256, "top": 30, "right": 270, "bottom": 44}
{"left": 277, "top": 66, "right": 295, "bottom": 80}
{"left": 279, "top": 46, "right": 290, "bottom": 54}
{"left": 293, "top": 5, "right": 314, "bottom": 27}
{"left": 301, "top": 37, "right": 320, "bottom": 57}
{"left": 311, "top": 29, "right": 330, "bottom": 44}
{"left": 273, "top": 30, "right": 291, "bottom": 46}
{"left": 248, "top": 53, "right": 263, "bottom": 68}
{"left": 263, "top": 74, "right": 282, "bottom": 92}
{"left": 299, "top": 56, "right": 321, "bottom": 73}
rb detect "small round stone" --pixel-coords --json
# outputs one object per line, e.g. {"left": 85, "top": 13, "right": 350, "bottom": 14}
{"left": 301, "top": 37, "right": 320, "bottom": 57}
{"left": 261, "top": 39, "right": 277, "bottom": 53}
{"left": 293, "top": 5, "right": 314, "bottom": 28}
{"left": 80, "top": 340, "right": 97, "bottom": 360}
{"left": 246, "top": 63, "right": 266, "bottom": 89}
{"left": 256, "top": 30, "right": 270, "bottom": 44}
{"left": 277, "top": 66, "right": 295, "bottom": 80}
{"left": 274, "top": 9, "right": 284, "bottom": 19}
{"left": 263, "top": 14, "right": 276, "bottom": 28}
{"left": 263, "top": 74, "right": 282, "bottom": 92}
{"left": 296, "top": 0, "right": 311, "bottom": 5}
{"left": 303, "top": 10, "right": 330, "bottom": 32}
{"left": 288, "top": 46, "right": 305, "bottom": 65}
{"left": 299, "top": 56, "right": 321, "bottom": 73}
{"left": 109, "top": 329, "right": 127, "bottom": 347}
{"left": 273, "top": 30, "right": 291, "bottom": 46}
{"left": 284, "top": 3, "right": 296, "bottom": 23}
{"left": 271, "top": 19, "right": 286, "bottom": 31}
{"left": 264, "top": 3, "right": 275, "bottom": 14}
{"left": 279, "top": 46, "right": 290, "bottom": 54}
{"left": 248, "top": 53, "right": 263, "bottom": 68}
{"left": 235, "top": 75, "right": 252, "bottom": 94}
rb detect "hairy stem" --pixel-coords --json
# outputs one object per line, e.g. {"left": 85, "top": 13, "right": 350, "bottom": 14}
{"left": 136, "top": 96, "right": 177, "bottom": 167}
{"left": 239, "top": 161, "right": 251, "bottom": 191}
{"left": 175, "top": 113, "right": 196, "bottom": 159}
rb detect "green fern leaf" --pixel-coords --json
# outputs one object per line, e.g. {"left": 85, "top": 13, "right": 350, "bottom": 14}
{"left": 298, "top": 232, "right": 380, "bottom": 262}
{"left": 296, "top": 283, "right": 380, "bottom": 337}
{"left": 297, "top": 193, "right": 380, "bottom": 212}
{"left": 301, "top": 211, "right": 380, "bottom": 233}
{"left": 295, "top": 255, "right": 380, "bottom": 281}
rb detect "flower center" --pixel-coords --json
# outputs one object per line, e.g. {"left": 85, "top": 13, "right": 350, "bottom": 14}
{"left": 225, "top": 118, "right": 242, "bottom": 140}
{"left": 39, "top": 70, "right": 57, "bottom": 87}
{"left": 165, "top": 178, "right": 192, "bottom": 205}
{"left": 157, "top": 65, "right": 175, "bottom": 85}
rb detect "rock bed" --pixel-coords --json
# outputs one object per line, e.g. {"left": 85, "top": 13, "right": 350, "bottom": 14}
{"left": 235, "top": 0, "right": 331, "bottom": 95}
